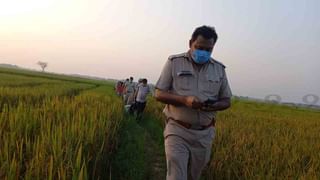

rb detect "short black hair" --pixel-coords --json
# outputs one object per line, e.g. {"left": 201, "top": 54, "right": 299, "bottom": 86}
{"left": 191, "top": 25, "right": 218, "bottom": 43}
{"left": 142, "top": 79, "right": 147, "bottom": 84}
{"left": 130, "top": 77, "right": 133, "bottom": 80}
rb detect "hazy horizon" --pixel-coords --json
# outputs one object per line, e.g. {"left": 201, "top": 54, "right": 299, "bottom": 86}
{"left": 1, "top": 0, "right": 319, "bottom": 105}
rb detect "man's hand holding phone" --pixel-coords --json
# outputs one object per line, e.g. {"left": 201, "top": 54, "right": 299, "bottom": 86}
{"left": 201, "top": 99, "right": 218, "bottom": 111}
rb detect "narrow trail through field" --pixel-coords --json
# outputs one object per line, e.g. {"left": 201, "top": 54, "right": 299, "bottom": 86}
{"left": 137, "top": 119, "right": 166, "bottom": 180}
{"left": 110, "top": 102, "right": 167, "bottom": 179}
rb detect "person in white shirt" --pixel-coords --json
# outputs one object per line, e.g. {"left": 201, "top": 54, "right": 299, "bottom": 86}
{"left": 131, "top": 78, "right": 150, "bottom": 120}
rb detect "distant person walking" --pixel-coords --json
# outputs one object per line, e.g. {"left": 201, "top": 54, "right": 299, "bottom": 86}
{"left": 122, "top": 78, "right": 129, "bottom": 102}
{"left": 116, "top": 81, "right": 125, "bottom": 96}
{"left": 135, "top": 78, "right": 143, "bottom": 91}
{"left": 124, "top": 77, "right": 135, "bottom": 105}
{"left": 154, "top": 25, "right": 232, "bottom": 180}
{"left": 131, "top": 78, "right": 150, "bottom": 120}
{"left": 115, "top": 81, "right": 124, "bottom": 96}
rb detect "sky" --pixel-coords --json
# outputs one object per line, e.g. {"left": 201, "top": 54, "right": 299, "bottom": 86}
{"left": 0, "top": 0, "right": 319, "bottom": 105}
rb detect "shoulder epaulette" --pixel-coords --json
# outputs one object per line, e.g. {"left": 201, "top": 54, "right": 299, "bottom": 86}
{"left": 210, "top": 59, "right": 226, "bottom": 68}
{"left": 168, "top": 52, "right": 188, "bottom": 61}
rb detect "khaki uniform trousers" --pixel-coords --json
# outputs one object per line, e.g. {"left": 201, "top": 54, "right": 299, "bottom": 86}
{"left": 123, "top": 92, "right": 134, "bottom": 105}
{"left": 164, "top": 121, "right": 215, "bottom": 180}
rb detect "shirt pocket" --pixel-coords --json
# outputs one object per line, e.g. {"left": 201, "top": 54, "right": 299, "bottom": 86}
{"left": 175, "top": 70, "right": 194, "bottom": 91}
{"left": 201, "top": 74, "right": 221, "bottom": 97}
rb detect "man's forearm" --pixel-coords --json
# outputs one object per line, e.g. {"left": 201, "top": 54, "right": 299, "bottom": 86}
{"left": 154, "top": 89, "right": 186, "bottom": 106}
{"left": 134, "top": 91, "right": 138, "bottom": 100}
{"left": 211, "top": 100, "right": 230, "bottom": 111}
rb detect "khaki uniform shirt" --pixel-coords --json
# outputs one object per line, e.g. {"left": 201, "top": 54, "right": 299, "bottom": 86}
{"left": 155, "top": 52, "right": 232, "bottom": 126}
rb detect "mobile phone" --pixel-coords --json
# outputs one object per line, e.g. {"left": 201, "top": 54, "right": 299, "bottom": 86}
{"left": 204, "top": 99, "right": 218, "bottom": 107}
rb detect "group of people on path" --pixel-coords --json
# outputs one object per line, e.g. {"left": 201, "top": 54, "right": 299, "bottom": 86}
{"left": 115, "top": 77, "right": 150, "bottom": 120}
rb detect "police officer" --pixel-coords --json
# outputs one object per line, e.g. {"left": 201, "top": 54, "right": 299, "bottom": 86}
{"left": 154, "top": 25, "right": 232, "bottom": 180}
{"left": 124, "top": 77, "right": 135, "bottom": 105}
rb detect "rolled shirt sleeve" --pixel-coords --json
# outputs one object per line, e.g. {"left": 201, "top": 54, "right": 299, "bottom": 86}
{"left": 218, "top": 69, "right": 232, "bottom": 99}
{"left": 155, "top": 59, "right": 173, "bottom": 91}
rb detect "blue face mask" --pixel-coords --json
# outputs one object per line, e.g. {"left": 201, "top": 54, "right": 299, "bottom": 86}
{"left": 192, "top": 49, "right": 212, "bottom": 64}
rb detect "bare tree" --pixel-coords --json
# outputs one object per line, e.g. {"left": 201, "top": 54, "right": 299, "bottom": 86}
{"left": 37, "top": 61, "right": 48, "bottom": 72}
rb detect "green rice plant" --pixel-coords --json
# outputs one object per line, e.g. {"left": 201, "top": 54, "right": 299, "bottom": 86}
{"left": 0, "top": 72, "right": 123, "bottom": 179}
{"left": 202, "top": 99, "right": 320, "bottom": 179}
{"left": 143, "top": 97, "right": 320, "bottom": 179}
{"left": 0, "top": 83, "right": 95, "bottom": 110}
{"left": 0, "top": 73, "right": 62, "bottom": 87}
